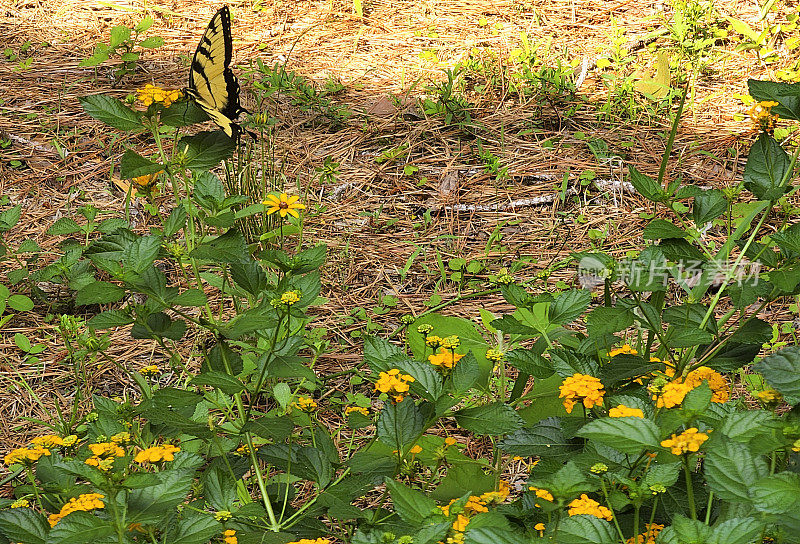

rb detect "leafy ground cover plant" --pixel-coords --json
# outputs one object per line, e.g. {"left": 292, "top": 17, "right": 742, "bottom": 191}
{"left": 2, "top": 55, "right": 800, "bottom": 544}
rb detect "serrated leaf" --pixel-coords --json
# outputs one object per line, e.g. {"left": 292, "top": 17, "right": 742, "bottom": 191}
{"left": 75, "top": 281, "right": 125, "bottom": 306}
{"left": 454, "top": 403, "right": 523, "bottom": 436}
{"left": 499, "top": 418, "right": 575, "bottom": 460}
{"left": 643, "top": 219, "right": 689, "bottom": 240}
{"left": 705, "top": 441, "right": 768, "bottom": 502}
{"left": 179, "top": 131, "right": 236, "bottom": 171}
{"left": 751, "top": 472, "right": 800, "bottom": 514}
{"left": 45, "top": 510, "right": 115, "bottom": 544}
{"left": 744, "top": 133, "right": 791, "bottom": 201}
{"left": 383, "top": 478, "right": 438, "bottom": 525}
{"left": 377, "top": 397, "right": 425, "bottom": 450}
{"left": 549, "top": 289, "right": 591, "bottom": 325}
{"left": 87, "top": 309, "right": 134, "bottom": 329}
{"left": 753, "top": 346, "right": 800, "bottom": 403}
{"left": 577, "top": 417, "right": 660, "bottom": 455}
{"left": 0, "top": 508, "right": 48, "bottom": 544}
{"left": 556, "top": 514, "right": 616, "bottom": 544}
{"left": 47, "top": 217, "right": 82, "bottom": 235}
{"left": 79, "top": 95, "right": 143, "bottom": 131}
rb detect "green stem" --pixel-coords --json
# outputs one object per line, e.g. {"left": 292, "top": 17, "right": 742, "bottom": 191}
{"left": 683, "top": 456, "right": 697, "bottom": 520}
{"left": 600, "top": 480, "right": 625, "bottom": 543}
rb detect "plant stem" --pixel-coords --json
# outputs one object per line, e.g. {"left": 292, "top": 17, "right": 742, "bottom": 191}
{"left": 683, "top": 456, "right": 697, "bottom": 520}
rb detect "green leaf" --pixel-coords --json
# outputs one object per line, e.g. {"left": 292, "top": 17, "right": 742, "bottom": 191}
{"left": 168, "top": 513, "right": 222, "bottom": 544}
{"left": 75, "top": 281, "right": 125, "bottom": 306}
{"left": 670, "top": 514, "right": 713, "bottom": 544}
{"left": 230, "top": 260, "right": 267, "bottom": 297}
{"left": 87, "top": 309, "right": 134, "bottom": 329}
{"left": 161, "top": 99, "right": 210, "bottom": 128}
{"left": 47, "top": 217, "right": 82, "bottom": 235}
{"left": 432, "top": 463, "right": 495, "bottom": 501}
{"left": 708, "top": 517, "right": 765, "bottom": 544}
{"left": 549, "top": 289, "right": 591, "bottom": 325}
{"left": 173, "top": 289, "right": 208, "bottom": 307}
{"left": 499, "top": 418, "right": 574, "bottom": 460}
{"left": 122, "top": 235, "right": 162, "bottom": 274}
{"left": 704, "top": 441, "right": 769, "bottom": 502}
{"left": 586, "top": 306, "right": 634, "bottom": 337}
{"left": 127, "top": 468, "right": 195, "bottom": 524}
{"left": 748, "top": 79, "right": 800, "bottom": 121}
{"left": 78, "top": 49, "right": 110, "bottom": 67}
{"left": 383, "top": 477, "right": 438, "bottom": 525}
{"left": 138, "top": 36, "right": 164, "bottom": 48}
{"left": 109, "top": 25, "right": 131, "bottom": 47}
{"left": 0, "top": 508, "right": 48, "bottom": 544}
{"left": 179, "top": 131, "right": 236, "bottom": 171}
{"left": 744, "top": 133, "right": 791, "bottom": 201}
{"left": 465, "top": 527, "right": 527, "bottom": 544}
{"left": 377, "top": 397, "right": 425, "bottom": 450}
{"left": 120, "top": 150, "right": 163, "bottom": 180}
{"left": 243, "top": 415, "right": 294, "bottom": 443}
{"left": 45, "top": 511, "right": 114, "bottom": 543}
{"left": 190, "top": 372, "right": 245, "bottom": 395}
{"left": 79, "top": 95, "right": 143, "bottom": 131}
{"left": 394, "top": 359, "right": 443, "bottom": 401}
{"left": 0, "top": 204, "right": 22, "bottom": 232}
{"left": 454, "top": 403, "right": 523, "bottom": 435}
{"left": 556, "top": 514, "right": 617, "bottom": 544}
{"left": 693, "top": 189, "right": 728, "bottom": 224}
{"left": 643, "top": 219, "right": 689, "bottom": 240}
{"left": 718, "top": 410, "right": 778, "bottom": 442}
{"left": 299, "top": 446, "right": 334, "bottom": 487}
{"left": 753, "top": 346, "right": 800, "bottom": 404}
{"left": 506, "top": 347, "right": 553, "bottom": 379}
{"left": 628, "top": 165, "right": 663, "bottom": 202}
{"left": 490, "top": 314, "right": 538, "bottom": 335}
{"left": 751, "top": 472, "right": 800, "bottom": 514}
{"left": 576, "top": 417, "right": 660, "bottom": 455}
{"left": 190, "top": 229, "right": 248, "bottom": 264}
{"left": 163, "top": 206, "right": 187, "bottom": 237}
{"left": 8, "top": 294, "right": 34, "bottom": 312}
{"left": 451, "top": 351, "right": 482, "bottom": 393}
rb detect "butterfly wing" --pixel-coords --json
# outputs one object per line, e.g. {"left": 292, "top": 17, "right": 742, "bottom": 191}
{"left": 187, "top": 6, "right": 248, "bottom": 139}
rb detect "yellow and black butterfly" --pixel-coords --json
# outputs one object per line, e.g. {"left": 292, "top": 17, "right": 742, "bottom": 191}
{"left": 186, "top": 6, "right": 255, "bottom": 140}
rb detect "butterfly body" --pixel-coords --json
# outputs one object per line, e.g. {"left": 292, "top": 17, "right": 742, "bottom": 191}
{"left": 187, "top": 6, "right": 255, "bottom": 140}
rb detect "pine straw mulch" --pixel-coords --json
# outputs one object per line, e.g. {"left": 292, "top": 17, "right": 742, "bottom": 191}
{"left": 0, "top": 0, "right": 795, "bottom": 462}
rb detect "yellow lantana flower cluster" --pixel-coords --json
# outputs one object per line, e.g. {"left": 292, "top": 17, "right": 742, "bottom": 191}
{"left": 609, "top": 344, "right": 638, "bottom": 357}
{"left": 626, "top": 523, "right": 665, "bottom": 544}
{"left": 140, "top": 364, "right": 160, "bottom": 375}
{"left": 137, "top": 84, "right": 182, "bottom": 107}
{"left": 10, "top": 499, "right": 30, "bottom": 508}
{"left": 528, "top": 486, "right": 554, "bottom": 505}
{"left": 748, "top": 99, "right": 779, "bottom": 134}
{"left": 567, "top": 494, "right": 613, "bottom": 521}
{"left": 345, "top": 406, "right": 370, "bottom": 417}
{"left": 31, "top": 435, "right": 65, "bottom": 448}
{"left": 4, "top": 446, "right": 51, "bottom": 466}
{"left": 654, "top": 366, "right": 729, "bottom": 408}
{"left": 4, "top": 433, "right": 77, "bottom": 466}
{"left": 559, "top": 373, "right": 605, "bottom": 413}
{"left": 374, "top": 368, "right": 415, "bottom": 402}
{"left": 478, "top": 480, "right": 510, "bottom": 505}
{"left": 661, "top": 427, "right": 709, "bottom": 455}
{"left": 48, "top": 493, "right": 105, "bottom": 527}
{"left": 134, "top": 444, "right": 180, "bottom": 464}
{"left": 222, "top": 529, "right": 238, "bottom": 544}
{"left": 287, "top": 539, "right": 331, "bottom": 544}
{"left": 293, "top": 396, "right": 318, "bottom": 413}
{"left": 85, "top": 442, "right": 125, "bottom": 472}
{"left": 608, "top": 404, "right": 644, "bottom": 418}
{"left": 428, "top": 350, "right": 465, "bottom": 370}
